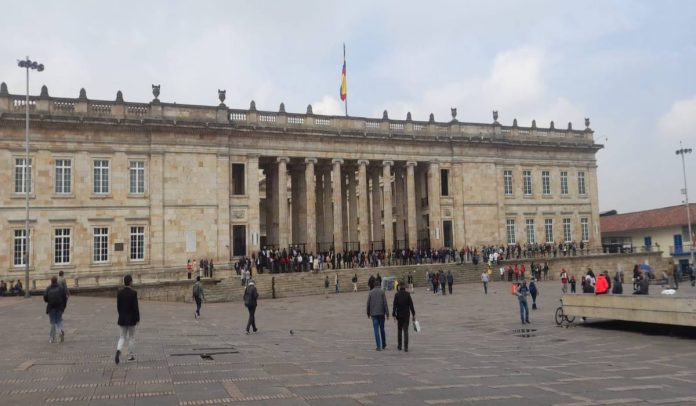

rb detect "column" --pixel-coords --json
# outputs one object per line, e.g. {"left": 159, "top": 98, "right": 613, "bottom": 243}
{"left": 315, "top": 167, "right": 324, "bottom": 248}
{"left": 348, "top": 168, "right": 358, "bottom": 244}
{"left": 265, "top": 164, "right": 277, "bottom": 245}
{"left": 371, "top": 168, "right": 383, "bottom": 244}
{"left": 452, "top": 162, "right": 465, "bottom": 249}
{"left": 304, "top": 158, "right": 317, "bottom": 254}
{"left": 217, "top": 155, "right": 230, "bottom": 261}
{"left": 427, "top": 162, "right": 442, "bottom": 249}
{"left": 341, "top": 170, "right": 349, "bottom": 249}
{"left": 291, "top": 163, "right": 306, "bottom": 246}
{"left": 358, "top": 160, "right": 370, "bottom": 252}
{"left": 394, "top": 164, "right": 406, "bottom": 248}
{"left": 277, "top": 157, "right": 289, "bottom": 249}
{"left": 322, "top": 164, "right": 333, "bottom": 245}
{"left": 406, "top": 161, "right": 417, "bottom": 249}
{"left": 247, "top": 155, "right": 261, "bottom": 254}
{"left": 332, "top": 159, "right": 344, "bottom": 252}
{"left": 382, "top": 161, "right": 394, "bottom": 251}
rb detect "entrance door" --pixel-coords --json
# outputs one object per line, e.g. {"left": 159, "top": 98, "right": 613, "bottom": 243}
{"left": 443, "top": 220, "right": 453, "bottom": 249}
{"left": 233, "top": 225, "right": 247, "bottom": 257}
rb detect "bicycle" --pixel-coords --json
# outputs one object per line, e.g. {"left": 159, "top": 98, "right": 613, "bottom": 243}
{"left": 554, "top": 299, "right": 576, "bottom": 326}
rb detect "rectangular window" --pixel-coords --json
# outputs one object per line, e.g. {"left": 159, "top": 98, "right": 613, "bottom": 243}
{"left": 503, "top": 170, "right": 513, "bottom": 196}
{"left": 129, "top": 161, "right": 145, "bottom": 194}
{"left": 506, "top": 219, "right": 516, "bottom": 245}
{"left": 560, "top": 171, "right": 568, "bottom": 195}
{"left": 563, "top": 218, "right": 572, "bottom": 242}
{"left": 232, "top": 164, "right": 245, "bottom": 195}
{"left": 130, "top": 226, "right": 145, "bottom": 261}
{"left": 523, "top": 170, "right": 532, "bottom": 195}
{"left": 232, "top": 225, "right": 247, "bottom": 256}
{"left": 93, "top": 160, "right": 110, "bottom": 194}
{"left": 54, "top": 228, "right": 71, "bottom": 264}
{"left": 93, "top": 227, "right": 109, "bottom": 263}
{"left": 526, "top": 219, "right": 536, "bottom": 244}
{"left": 14, "top": 158, "right": 32, "bottom": 194}
{"left": 578, "top": 171, "right": 586, "bottom": 195}
{"left": 542, "top": 170, "right": 550, "bottom": 195}
{"left": 55, "top": 159, "right": 72, "bottom": 194}
{"left": 544, "top": 219, "right": 554, "bottom": 243}
{"left": 443, "top": 220, "right": 453, "bottom": 248}
{"left": 440, "top": 169, "right": 449, "bottom": 197}
{"left": 581, "top": 218, "right": 589, "bottom": 242}
{"left": 13, "top": 229, "right": 30, "bottom": 266}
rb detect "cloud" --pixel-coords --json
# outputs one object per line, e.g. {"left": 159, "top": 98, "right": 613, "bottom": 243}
{"left": 311, "top": 95, "right": 344, "bottom": 116}
{"left": 657, "top": 96, "right": 696, "bottom": 142}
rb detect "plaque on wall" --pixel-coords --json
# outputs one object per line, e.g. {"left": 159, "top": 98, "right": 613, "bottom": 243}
{"left": 114, "top": 243, "right": 124, "bottom": 252}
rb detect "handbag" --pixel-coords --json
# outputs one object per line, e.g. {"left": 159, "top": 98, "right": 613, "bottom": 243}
{"left": 413, "top": 320, "right": 421, "bottom": 333}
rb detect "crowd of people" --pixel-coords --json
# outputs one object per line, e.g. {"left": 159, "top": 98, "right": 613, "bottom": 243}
{"left": 0, "top": 279, "right": 24, "bottom": 296}
{"left": 185, "top": 258, "right": 215, "bottom": 279}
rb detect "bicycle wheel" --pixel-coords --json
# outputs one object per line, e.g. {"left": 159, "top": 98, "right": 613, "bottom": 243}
{"left": 564, "top": 314, "right": 575, "bottom": 323}
{"left": 554, "top": 307, "right": 565, "bottom": 326}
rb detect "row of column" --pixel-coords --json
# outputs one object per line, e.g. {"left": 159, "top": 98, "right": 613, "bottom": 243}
{"left": 265, "top": 158, "right": 442, "bottom": 254}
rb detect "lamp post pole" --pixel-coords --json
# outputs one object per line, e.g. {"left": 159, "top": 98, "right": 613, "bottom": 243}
{"left": 17, "top": 57, "right": 44, "bottom": 298}
{"left": 676, "top": 143, "right": 694, "bottom": 267}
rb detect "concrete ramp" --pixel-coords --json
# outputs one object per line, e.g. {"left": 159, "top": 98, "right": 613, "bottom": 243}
{"left": 562, "top": 294, "right": 696, "bottom": 327}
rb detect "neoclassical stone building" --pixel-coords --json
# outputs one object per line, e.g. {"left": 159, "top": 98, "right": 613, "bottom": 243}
{"left": 0, "top": 83, "right": 602, "bottom": 277}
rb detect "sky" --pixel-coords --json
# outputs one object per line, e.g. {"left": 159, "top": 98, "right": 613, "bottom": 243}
{"left": 2, "top": 0, "right": 696, "bottom": 214}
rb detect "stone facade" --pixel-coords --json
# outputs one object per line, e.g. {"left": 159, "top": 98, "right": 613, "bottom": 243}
{"left": 0, "top": 84, "right": 602, "bottom": 279}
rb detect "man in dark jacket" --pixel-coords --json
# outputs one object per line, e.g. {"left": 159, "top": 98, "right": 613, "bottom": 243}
{"left": 392, "top": 282, "right": 416, "bottom": 352}
{"left": 446, "top": 271, "right": 454, "bottom": 294}
{"left": 115, "top": 275, "right": 140, "bottom": 364}
{"left": 439, "top": 271, "right": 447, "bottom": 295}
{"left": 367, "top": 283, "right": 389, "bottom": 351}
{"left": 44, "top": 276, "right": 66, "bottom": 343}
{"left": 244, "top": 280, "right": 259, "bottom": 334}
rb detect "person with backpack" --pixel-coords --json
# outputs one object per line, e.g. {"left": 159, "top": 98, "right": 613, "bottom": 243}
{"left": 43, "top": 276, "right": 67, "bottom": 343}
{"left": 115, "top": 275, "right": 139, "bottom": 364}
{"left": 243, "top": 280, "right": 259, "bottom": 334}
{"left": 516, "top": 280, "right": 530, "bottom": 324}
{"left": 192, "top": 276, "right": 205, "bottom": 319}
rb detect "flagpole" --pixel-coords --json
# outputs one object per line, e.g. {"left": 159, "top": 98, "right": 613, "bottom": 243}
{"left": 343, "top": 43, "right": 348, "bottom": 117}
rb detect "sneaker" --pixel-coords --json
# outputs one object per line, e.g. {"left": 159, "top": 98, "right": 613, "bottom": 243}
{"left": 49, "top": 338, "right": 54, "bottom": 344}
{"left": 253, "top": 328, "right": 258, "bottom": 333}
{"left": 526, "top": 320, "right": 530, "bottom": 324}
{"left": 127, "top": 355, "right": 135, "bottom": 361}
{"left": 375, "top": 347, "right": 381, "bottom": 351}
{"left": 60, "top": 330, "right": 65, "bottom": 343}
{"left": 115, "top": 350, "right": 121, "bottom": 365}
{"left": 246, "top": 331, "right": 250, "bottom": 335}
{"left": 382, "top": 345, "right": 387, "bottom": 350}
{"left": 397, "top": 346, "right": 402, "bottom": 351}
{"left": 404, "top": 348, "right": 409, "bottom": 352}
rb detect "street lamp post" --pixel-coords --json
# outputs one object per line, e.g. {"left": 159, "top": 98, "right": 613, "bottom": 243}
{"left": 676, "top": 143, "right": 694, "bottom": 268}
{"left": 17, "top": 57, "right": 44, "bottom": 298}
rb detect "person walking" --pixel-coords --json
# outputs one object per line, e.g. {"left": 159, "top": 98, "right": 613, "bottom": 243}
{"left": 115, "top": 275, "right": 140, "bottom": 364}
{"left": 192, "top": 276, "right": 205, "bottom": 319}
{"left": 44, "top": 276, "right": 67, "bottom": 343}
{"left": 366, "top": 281, "right": 389, "bottom": 351}
{"left": 569, "top": 275, "right": 577, "bottom": 293}
{"left": 352, "top": 274, "right": 358, "bottom": 292}
{"left": 529, "top": 278, "right": 539, "bottom": 310}
{"left": 324, "top": 275, "right": 330, "bottom": 297}
{"left": 439, "top": 271, "right": 447, "bottom": 296}
{"left": 560, "top": 268, "right": 569, "bottom": 293}
{"left": 244, "top": 280, "right": 259, "bottom": 334}
{"left": 57, "top": 270, "right": 70, "bottom": 338}
{"left": 187, "top": 259, "right": 193, "bottom": 279}
{"left": 392, "top": 282, "right": 416, "bottom": 352}
{"left": 407, "top": 272, "right": 414, "bottom": 293}
{"left": 516, "top": 280, "right": 530, "bottom": 324}
{"left": 481, "top": 270, "right": 489, "bottom": 294}
{"left": 446, "top": 271, "right": 454, "bottom": 294}
{"left": 335, "top": 273, "right": 340, "bottom": 294}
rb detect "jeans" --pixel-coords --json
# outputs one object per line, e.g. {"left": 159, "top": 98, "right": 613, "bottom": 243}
{"left": 562, "top": 283, "right": 568, "bottom": 294}
{"left": 482, "top": 281, "right": 488, "bottom": 294}
{"left": 371, "top": 315, "right": 386, "bottom": 349}
{"left": 518, "top": 299, "right": 529, "bottom": 322}
{"left": 195, "top": 297, "right": 202, "bottom": 315}
{"left": 48, "top": 308, "right": 63, "bottom": 340}
{"left": 117, "top": 325, "right": 136, "bottom": 355}
{"left": 246, "top": 305, "right": 257, "bottom": 332}
{"left": 448, "top": 283, "right": 453, "bottom": 294}
{"left": 397, "top": 318, "right": 410, "bottom": 350}
{"left": 440, "top": 282, "right": 446, "bottom": 295}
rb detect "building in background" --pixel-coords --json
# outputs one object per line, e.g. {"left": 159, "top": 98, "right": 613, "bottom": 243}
{"left": 0, "top": 82, "right": 602, "bottom": 278}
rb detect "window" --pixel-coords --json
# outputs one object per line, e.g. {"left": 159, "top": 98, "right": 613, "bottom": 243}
{"left": 130, "top": 226, "right": 145, "bottom": 261}
{"left": 581, "top": 218, "right": 589, "bottom": 242}
{"left": 93, "top": 227, "right": 109, "bottom": 263}
{"left": 440, "top": 169, "right": 449, "bottom": 196}
{"left": 544, "top": 219, "right": 554, "bottom": 243}
{"left": 563, "top": 218, "right": 572, "bottom": 242}
{"left": 526, "top": 219, "right": 536, "bottom": 243}
{"left": 55, "top": 159, "right": 72, "bottom": 194}
{"left": 560, "top": 171, "right": 568, "bottom": 195}
{"left": 129, "top": 161, "right": 145, "bottom": 194}
{"left": 542, "top": 170, "right": 550, "bottom": 195}
{"left": 523, "top": 170, "right": 532, "bottom": 195}
{"left": 233, "top": 225, "right": 246, "bottom": 256}
{"left": 93, "top": 160, "right": 110, "bottom": 194}
{"left": 506, "top": 219, "right": 516, "bottom": 244}
{"left": 14, "top": 158, "right": 32, "bottom": 194}
{"left": 232, "top": 164, "right": 245, "bottom": 195}
{"left": 443, "top": 220, "right": 453, "bottom": 248}
{"left": 578, "top": 171, "right": 586, "bottom": 195}
{"left": 13, "top": 229, "right": 30, "bottom": 266}
{"left": 503, "top": 170, "right": 513, "bottom": 196}
{"left": 54, "top": 228, "right": 71, "bottom": 264}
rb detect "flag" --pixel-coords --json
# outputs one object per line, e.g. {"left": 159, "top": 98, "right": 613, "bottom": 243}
{"left": 340, "top": 58, "right": 347, "bottom": 101}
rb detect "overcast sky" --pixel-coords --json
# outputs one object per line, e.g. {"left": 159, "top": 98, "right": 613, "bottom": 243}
{"left": 2, "top": 0, "right": 695, "bottom": 213}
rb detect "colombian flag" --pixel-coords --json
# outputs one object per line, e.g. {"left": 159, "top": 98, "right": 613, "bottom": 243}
{"left": 340, "top": 59, "right": 347, "bottom": 101}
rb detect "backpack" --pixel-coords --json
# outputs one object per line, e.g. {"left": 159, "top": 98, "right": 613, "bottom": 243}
{"left": 193, "top": 283, "right": 201, "bottom": 298}
{"left": 47, "top": 286, "right": 63, "bottom": 307}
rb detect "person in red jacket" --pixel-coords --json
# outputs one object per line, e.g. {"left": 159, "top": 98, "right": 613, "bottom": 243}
{"left": 595, "top": 272, "right": 609, "bottom": 295}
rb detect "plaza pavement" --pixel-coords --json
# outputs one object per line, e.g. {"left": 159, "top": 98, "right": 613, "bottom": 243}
{"left": 1, "top": 280, "right": 696, "bottom": 406}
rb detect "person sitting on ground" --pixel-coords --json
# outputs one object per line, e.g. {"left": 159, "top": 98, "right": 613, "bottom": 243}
{"left": 595, "top": 272, "right": 609, "bottom": 295}
{"left": 633, "top": 272, "right": 650, "bottom": 295}
{"left": 13, "top": 280, "right": 24, "bottom": 296}
{"left": 0, "top": 280, "right": 7, "bottom": 296}
{"left": 611, "top": 272, "right": 623, "bottom": 294}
